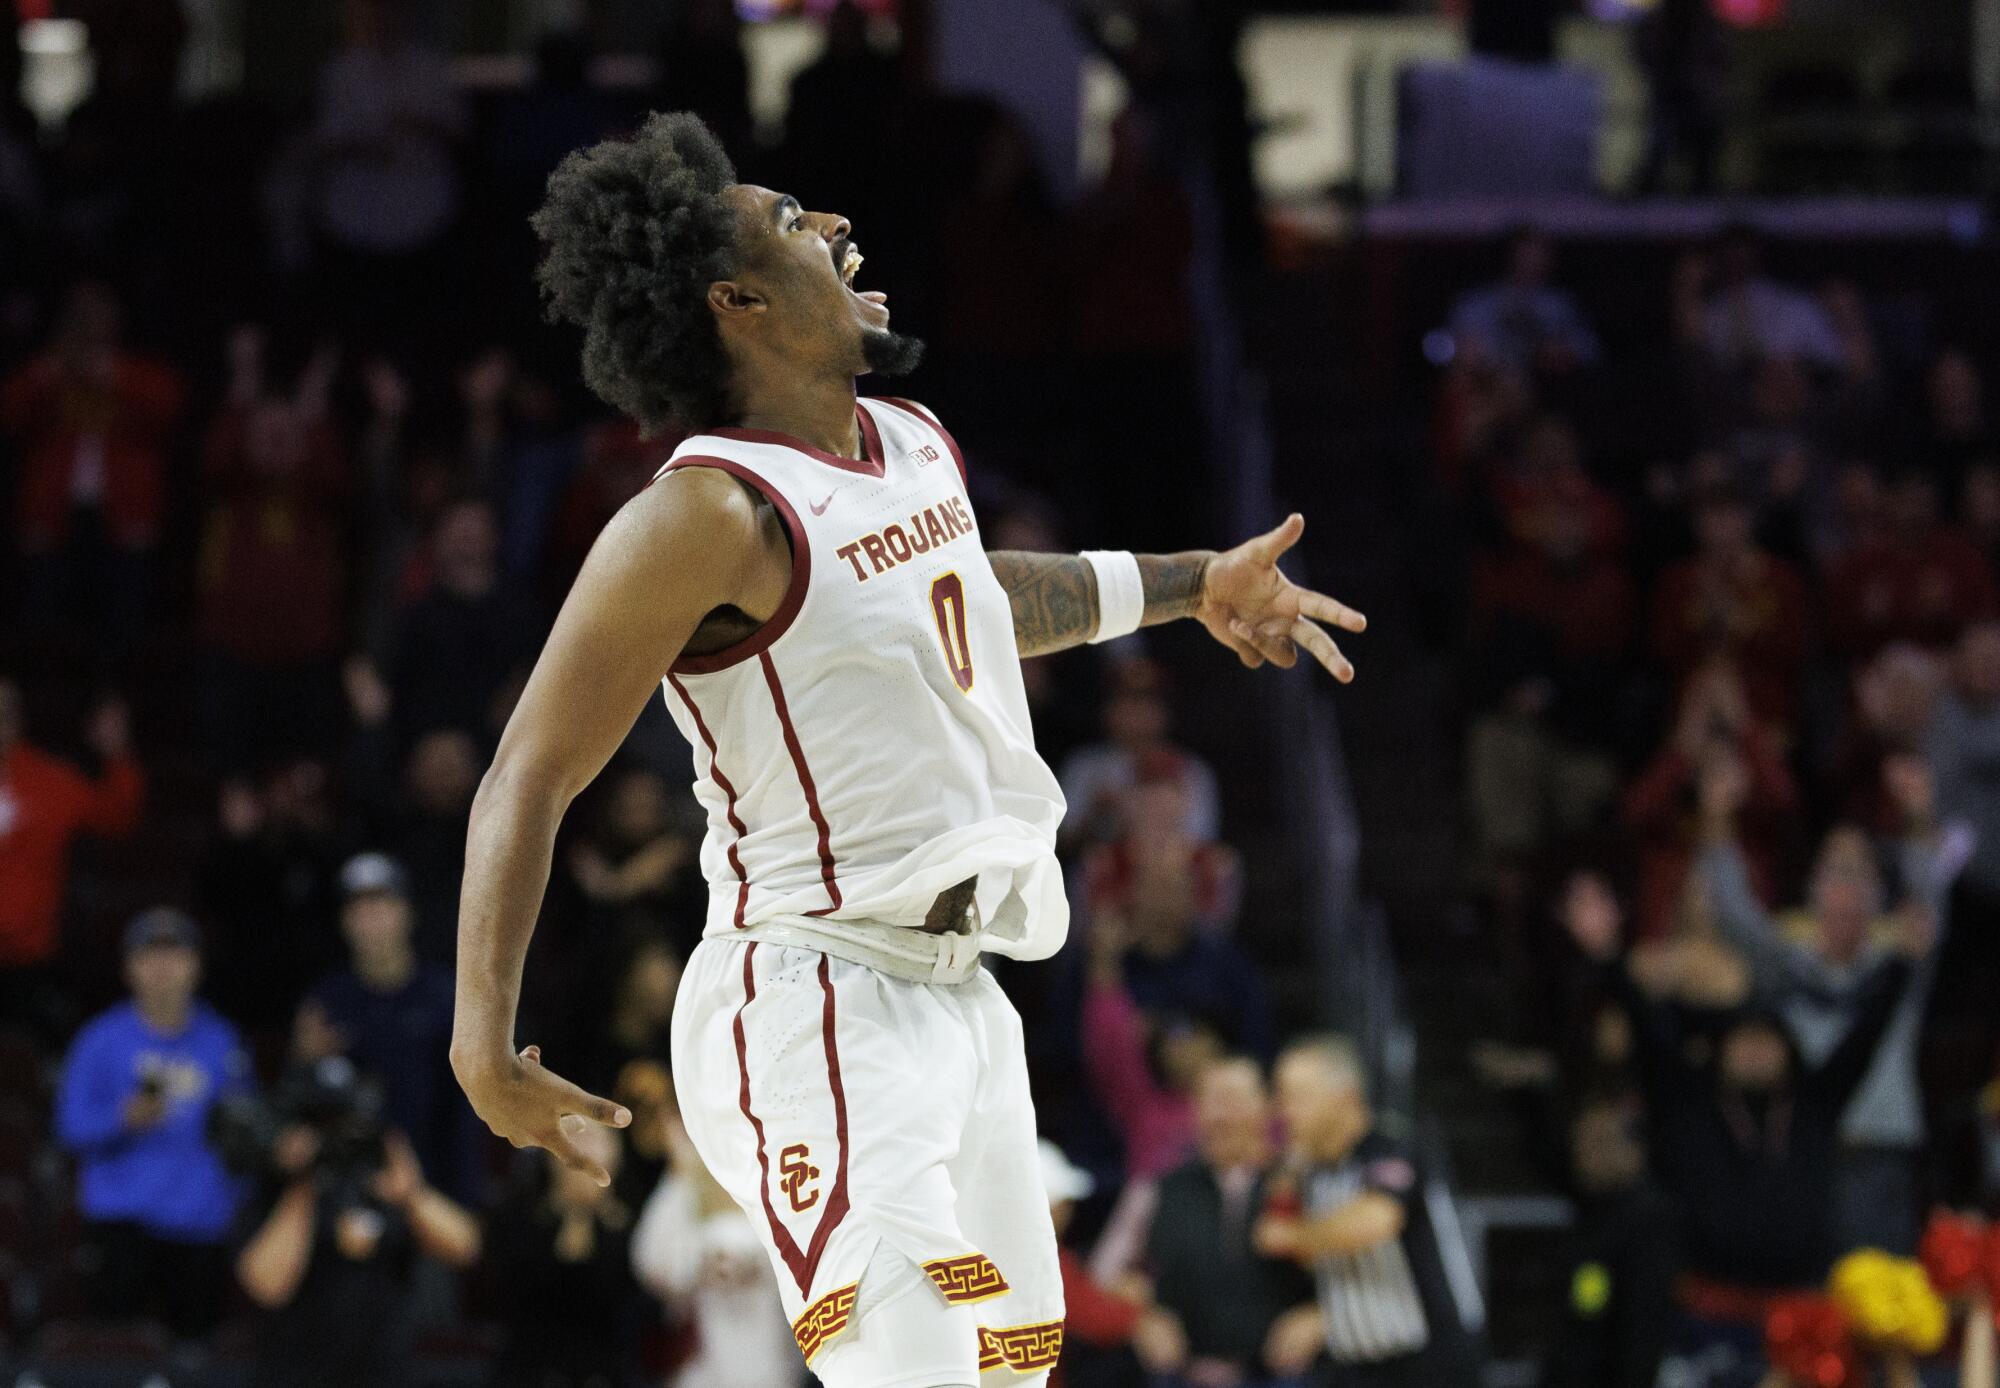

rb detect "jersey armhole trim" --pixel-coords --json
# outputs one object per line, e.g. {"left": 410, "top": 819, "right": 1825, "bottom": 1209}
{"left": 664, "top": 455, "right": 812, "bottom": 676}
{"left": 869, "top": 396, "right": 968, "bottom": 488}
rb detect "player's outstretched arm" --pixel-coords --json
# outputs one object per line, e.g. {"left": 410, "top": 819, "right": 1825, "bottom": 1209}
{"left": 450, "top": 468, "right": 765, "bottom": 1184}
{"left": 989, "top": 513, "right": 1364, "bottom": 680}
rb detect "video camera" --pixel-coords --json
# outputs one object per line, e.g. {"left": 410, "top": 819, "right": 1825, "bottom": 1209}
{"left": 209, "top": 1055, "right": 390, "bottom": 1189}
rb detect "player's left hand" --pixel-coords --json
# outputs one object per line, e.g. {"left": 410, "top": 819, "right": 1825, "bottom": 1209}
{"left": 1196, "top": 513, "right": 1365, "bottom": 681}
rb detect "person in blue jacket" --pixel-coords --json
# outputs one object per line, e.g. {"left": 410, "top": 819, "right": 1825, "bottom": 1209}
{"left": 55, "top": 907, "right": 250, "bottom": 1337}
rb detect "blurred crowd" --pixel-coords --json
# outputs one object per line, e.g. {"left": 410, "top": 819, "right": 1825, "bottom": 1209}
{"left": 1440, "top": 223, "right": 2000, "bottom": 1386}
{"left": 0, "top": 2, "right": 1483, "bottom": 1387}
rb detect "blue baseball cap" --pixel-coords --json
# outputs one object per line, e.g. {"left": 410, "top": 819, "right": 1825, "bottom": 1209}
{"left": 339, "top": 852, "right": 410, "bottom": 900}
{"left": 123, "top": 907, "right": 201, "bottom": 955}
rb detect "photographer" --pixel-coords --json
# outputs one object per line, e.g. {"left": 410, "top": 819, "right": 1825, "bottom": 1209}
{"left": 233, "top": 1059, "right": 479, "bottom": 1388}
{"left": 54, "top": 908, "right": 247, "bottom": 1338}
{"left": 297, "top": 851, "right": 484, "bottom": 1202}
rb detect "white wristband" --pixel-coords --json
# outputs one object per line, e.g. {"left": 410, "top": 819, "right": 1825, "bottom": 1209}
{"left": 1082, "top": 550, "right": 1145, "bottom": 644}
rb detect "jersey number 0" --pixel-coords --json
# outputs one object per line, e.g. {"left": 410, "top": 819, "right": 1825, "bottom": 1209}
{"left": 930, "top": 573, "right": 974, "bottom": 693}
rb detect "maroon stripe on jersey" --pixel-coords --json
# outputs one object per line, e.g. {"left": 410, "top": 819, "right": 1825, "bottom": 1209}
{"left": 711, "top": 403, "right": 886, "bottom": 478}
{"left": 732, "top": 944, "right": 851, "bottom": 1300}
{"left": 663, "top": 457, "right": 812, "bottom": 675}
{"left": 758, "top": 651, "right": 842, "bottom": 916}
{"left": 871, "top": 396, "right": 968, "bottom": 487}
{"left": 665, "top": 673, "right": 751, "bottom": 929}
{"left": 804, "top": 954, "right": 852, "bottom": 1279}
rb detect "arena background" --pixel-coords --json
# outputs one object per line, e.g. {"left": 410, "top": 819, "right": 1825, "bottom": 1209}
{"left": 2, "top": 0, "right": 1999, "bottom": 1384}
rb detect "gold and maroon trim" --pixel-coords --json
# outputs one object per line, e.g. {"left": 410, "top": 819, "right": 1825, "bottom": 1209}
{"left": 663, "top": 455, "right": 811, "bottom": 675}
{"left": 977, "top": 1319, "right": 1065, "bottom": 1373}
{"left": 791, "top": 1280, "right": 859, "bottom": 1362}
{"left": 921, "top": 1251, "right": 1012, "bottom": 1305}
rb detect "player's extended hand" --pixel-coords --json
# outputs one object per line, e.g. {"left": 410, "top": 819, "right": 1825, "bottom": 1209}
{"left": 457, "top": 1044, "right": 632, "bottom": 1186}
{"left": 1196, "top": 513, "right": 1365, "bottom": 681}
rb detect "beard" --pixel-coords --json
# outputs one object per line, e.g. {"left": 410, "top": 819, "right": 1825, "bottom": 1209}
{"left": 861, "top": 326, "right": 925, "bottom": 378}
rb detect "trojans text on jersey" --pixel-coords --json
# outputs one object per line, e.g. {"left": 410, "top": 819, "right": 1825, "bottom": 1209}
{"left": 833, "top": 497, "right": 977, "bottom": 583}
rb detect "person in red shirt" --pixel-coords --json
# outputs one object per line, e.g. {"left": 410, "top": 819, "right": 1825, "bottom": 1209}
{"left": 1621, "top": 660, "right": 1799, "bottom": 942}
{"left": 0, "top": 681, "right": 145, "bottom": 1028}
{"left": 1825, "top": 469, "right": 2000, "bottom": 661}
{"left": 1648, "top": 482, "right": 1810, "bottom": 736}
{"left": 193, "top": 329, "right": 350, "bottom": 768}
{"left": 0, "top": 282, "right": 185, "bottom": 663}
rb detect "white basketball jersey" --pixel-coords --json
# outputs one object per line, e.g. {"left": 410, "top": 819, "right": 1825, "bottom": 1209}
{"left": 655, "top": 397, "right": 1069, "bottom": 961}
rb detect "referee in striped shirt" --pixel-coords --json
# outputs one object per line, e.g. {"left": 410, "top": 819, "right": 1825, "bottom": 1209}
{"left": 1254, "top": 1037, "right": 1476, "bottom": 1388}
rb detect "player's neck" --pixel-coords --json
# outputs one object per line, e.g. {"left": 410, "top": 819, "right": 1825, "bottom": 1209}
{"left": 733, "top": 375, "right": 863, "bottom": 461}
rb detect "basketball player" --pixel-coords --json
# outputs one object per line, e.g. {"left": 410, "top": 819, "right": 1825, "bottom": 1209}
{"left": 450, "top": 113, "right": 1365, "bottom": 1387}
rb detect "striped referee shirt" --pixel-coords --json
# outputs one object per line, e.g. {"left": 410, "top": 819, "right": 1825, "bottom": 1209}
{"left": 1304, "top": 1134, "right": 1430, "bottom": 1364}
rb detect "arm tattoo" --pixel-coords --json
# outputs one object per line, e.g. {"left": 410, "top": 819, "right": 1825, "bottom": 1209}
{"left": 987, "top": 550, "right": 1214, "bottom": 658}
{"left": 988, "top": 552, "right": 1099, "bottom": 657}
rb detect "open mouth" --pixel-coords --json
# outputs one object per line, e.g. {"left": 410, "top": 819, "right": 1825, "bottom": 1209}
{"left": 836, "top": 240, "right": 888, "bottom": 307}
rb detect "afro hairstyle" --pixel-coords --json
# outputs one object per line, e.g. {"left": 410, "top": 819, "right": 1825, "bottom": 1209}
{"left": 531, "top": 111, "right": 741, "bottom": 435}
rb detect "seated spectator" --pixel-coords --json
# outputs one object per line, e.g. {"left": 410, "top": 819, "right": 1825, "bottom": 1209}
{"left": 0, "top": 281, "right": 185, "bottom": 663}
{"left": 303, "top": 0, "right": 467, "bottom": 339}
{"left": 0, "top": 686, "right": 143, "bottom": 1031}
{"left": 1058, "top": 655, "right": 1221, "bottom": 852}
{"left": 631, "top": 1112, "right": 803, "bottom": 1388}
{"left": 1080, "top": 769, "right": 1239, "bottom": 939}
{"left": 1101, "top": 840, "right": 1277, "bottom": 1063}
{"left": 484, "top": 1123, "right": 645, "bottom": 1388}
{"left": 1647, "top": 483, "right": 1810, "bottom": 734}
{"left": 1464, "top": 448, "right": 1632, "bottom": 888}
{"left": 236, "top": 1099, "right": 479, "bottom": 1388}
{"left": 1541, "top": 1096, "right": 1676, "bottom": 1388}
{"left": 1672, "top": 225, "right": 1855, "bottom": 375}
{"left": 1907, "top": 346, "right": 1997, "bottom": 502}
{"left": 1824, "top": 469, "right": 1998, "bottom": 661}
{"left": 196, "top": 761, "right": 345, "bottom": 1041}
{"left": 1258, "top": 1036, "right": 1476, "bottom": 1386}
{"left": 376, "top": 497, "right": 543, "bottom": 744}
{"left": 1562, "top": 876, "right": 1925, "bottom": 1386}
{"left": 297, "top": 853, "right": 485, "bottom": 1204}
{"left": 194, "top": 328, "right": 349, "bottom": 769}
{"left": 1142, "top": 1057, "right": 1322, "bottom": 1388}
{"left": 1825, "top": 643, "right": 1945, "bottom": 836}
{"left": 1447, "top": 226, "right": 1600, "bottom": 378}
{"left": 54, "top": 909, "right": 248, "bottom": 1339}
{"left": 1621, "top": 659, "right": 1798, "bottom": 942}
{"left": 566, "top": 765, "right": 705, "bottom": 953}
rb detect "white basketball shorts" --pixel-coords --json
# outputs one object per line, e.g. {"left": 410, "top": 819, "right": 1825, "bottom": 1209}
{"left": 671, "top": 937, "right": 1065, "bottom": 1387}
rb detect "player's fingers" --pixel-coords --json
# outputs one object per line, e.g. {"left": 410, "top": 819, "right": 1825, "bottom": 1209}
{"left": 1219, "top": 619, "right": 1266, "bottom": 668}
{"left": 539, "top": 1124, "right": 612, "bottom": 1187}
{"left": 1292, "top": 617, "right": 1354, "bottom": 684}
{"left": 1235, "top": 617, "right": 1297, "bottom": 668}
{"left": 1246, "top": 513, "right": 1304, "bottom": 564}
{"left": 1294, "top": 588, "right": 1367, "bottom": 634}
{"left": 521, "top": 1047, "right": 632, "bottom": 1127}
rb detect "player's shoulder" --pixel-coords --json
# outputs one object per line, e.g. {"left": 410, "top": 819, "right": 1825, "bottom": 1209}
{"left": 866, "top": 395, "right": 944, "bottom": 428}
{"left": 622, "top": 455, "right": 769, "bottom": 538}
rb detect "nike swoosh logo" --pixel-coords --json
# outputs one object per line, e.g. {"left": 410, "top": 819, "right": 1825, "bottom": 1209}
{"left": 810, "top": 493, "right": 835, "bottom": 515}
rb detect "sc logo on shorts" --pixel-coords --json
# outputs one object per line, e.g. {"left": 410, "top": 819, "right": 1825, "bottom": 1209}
{"left": 779, "top": 1143, "right": 821, "bottom": 1212}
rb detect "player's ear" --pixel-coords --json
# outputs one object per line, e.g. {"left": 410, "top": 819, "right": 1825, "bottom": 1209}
{"left": 708, "top": 280, "right": 766, "bottom": 318}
